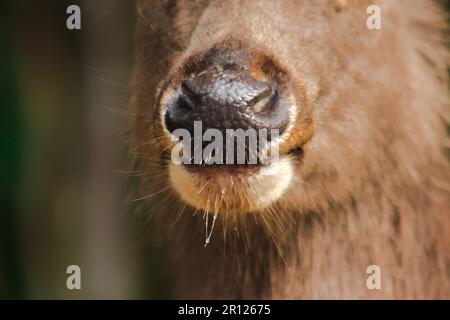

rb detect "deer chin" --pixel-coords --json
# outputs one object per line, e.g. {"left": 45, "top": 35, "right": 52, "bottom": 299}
{"left": 167, "top": 157, "right": 294, "bottom": 214}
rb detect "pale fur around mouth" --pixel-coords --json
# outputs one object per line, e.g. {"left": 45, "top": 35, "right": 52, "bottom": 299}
{"left": 168, "top": 157, "right": 294, "bottom": 214}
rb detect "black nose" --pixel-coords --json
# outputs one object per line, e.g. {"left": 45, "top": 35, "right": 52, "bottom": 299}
{"left": 164, "top": 68, "right": 290, "bottom": 138}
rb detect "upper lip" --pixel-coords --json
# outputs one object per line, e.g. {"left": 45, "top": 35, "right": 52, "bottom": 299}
{"left": 182, "top": 162, "right": 264, "bottom": 176}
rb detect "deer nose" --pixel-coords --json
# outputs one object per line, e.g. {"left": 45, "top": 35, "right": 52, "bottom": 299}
{"left": 163, "top": 68, "right": 290, "bottom": 138}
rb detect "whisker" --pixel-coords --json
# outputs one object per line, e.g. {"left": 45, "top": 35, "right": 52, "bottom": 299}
{"left": 132, "top": 184, "right": 172, "bottom": 201}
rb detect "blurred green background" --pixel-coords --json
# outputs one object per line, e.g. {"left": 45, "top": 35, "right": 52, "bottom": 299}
{"left": 0, "top": 0, "right": 172, "bottom": 299}
{"left": 0, "top": 0, "right": 449, "bottom": 300}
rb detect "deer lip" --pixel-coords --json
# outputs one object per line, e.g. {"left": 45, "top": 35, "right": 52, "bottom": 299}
{"left": 167, "top": 156, "right": 295, "bottom": 214}
{"left": 182, "top": 163, "right": 264, "bottom": 176}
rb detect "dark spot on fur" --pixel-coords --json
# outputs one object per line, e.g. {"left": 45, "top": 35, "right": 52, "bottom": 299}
{"left": 391, "top": 207, "right": 401, "bottom": 235}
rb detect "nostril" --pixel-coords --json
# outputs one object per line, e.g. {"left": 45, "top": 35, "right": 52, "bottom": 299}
{"left": 164, "top": 92, "right": 196, "bottom": 134}
{"left": 177, "top": 97, "right": 193, "bottom": 112}
{"left": 164, "top": 83, "right": 197, "bottom": 131}
{"left": 249, "top": 89, "right": 274, "bottom": 113}
{"left": 179, "top": 81, "right": 200, "bottom": 110}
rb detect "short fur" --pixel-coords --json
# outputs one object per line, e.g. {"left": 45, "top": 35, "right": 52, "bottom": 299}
{"left": 130, "top": 0, "right": 450, "bottom": 298}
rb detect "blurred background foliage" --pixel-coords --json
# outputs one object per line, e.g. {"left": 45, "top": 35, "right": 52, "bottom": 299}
{"left": 0, "top": 0, "right": 172, "bottom": 299}
{"left": 0, "top": 0, "right": 449, "bottom": 299}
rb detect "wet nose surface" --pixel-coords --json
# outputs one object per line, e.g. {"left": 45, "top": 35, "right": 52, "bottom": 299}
{"left": 184, "top": 69, "right": 271, "bottom": 109}
{"left": 164, "top": 68, "right": 290, "bottom": 138}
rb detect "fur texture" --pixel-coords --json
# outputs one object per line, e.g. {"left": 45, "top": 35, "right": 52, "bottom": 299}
{"left": 130, "top": 0, "right": 450, "bottom": 299}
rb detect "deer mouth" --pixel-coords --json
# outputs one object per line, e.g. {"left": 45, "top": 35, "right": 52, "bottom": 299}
{"left": 157, "top": 39, "right": 313, "bottom": 214}
{"left": 167, "top": 155, "right": 295, "bottom": 214}
{"left": 161, "top": 83, "right": 299, "bottom": 214}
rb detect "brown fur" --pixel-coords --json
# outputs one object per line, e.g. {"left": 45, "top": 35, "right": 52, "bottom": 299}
{"left": 130, "top": 0, "right": 450, "bottom": 298}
